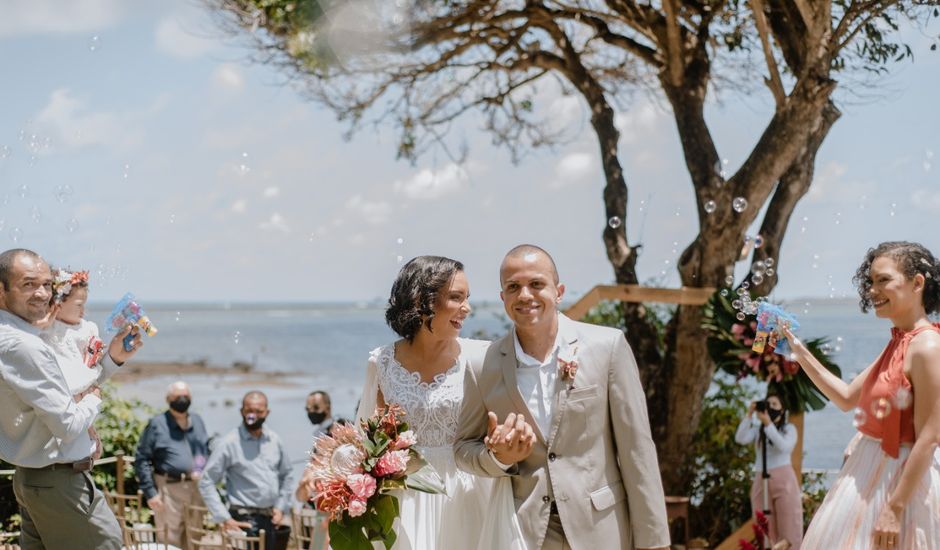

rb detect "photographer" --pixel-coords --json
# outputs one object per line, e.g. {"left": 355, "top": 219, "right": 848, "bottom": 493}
{"left": 735, "top": 393, "right": 802, "bottom": 549}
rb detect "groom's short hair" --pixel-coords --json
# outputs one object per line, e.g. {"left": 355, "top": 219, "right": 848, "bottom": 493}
{"left": 502, "top": 244, "right": 559, "bottom": 284}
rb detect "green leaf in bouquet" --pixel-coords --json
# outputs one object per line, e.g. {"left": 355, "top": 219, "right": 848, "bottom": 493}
{"left": 363, "top": 456, "right": 379, "bottom": 472}
{"left": 378, "top": 478, "right": 406, "bottom": 493}
{"left": 328, "top": 515, "right": 373, "bottom": 550}
{"left": 371, "top": 494, "right": 400, "bottom": 549}
{"left": 361, "top": 436, "right": 378, "bottom": 456}
{"left": 372, "top": 432, "right": 391, "bottom": 455}
{"left": 404, "top": 462, "right": 447, "bottom": 495}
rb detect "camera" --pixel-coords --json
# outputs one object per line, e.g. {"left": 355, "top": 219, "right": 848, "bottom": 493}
{"left": 755, "top": 400, "right": 768, "bottom": 413}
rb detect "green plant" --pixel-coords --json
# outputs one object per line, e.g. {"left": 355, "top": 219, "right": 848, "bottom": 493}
{"left": 801, "top": 470, "right": 830, "bottom": 531}
{"left": 703, "top": 290, "right": 841, "bottom": 413}
{"left": 686, "top": 372, "right": 758, "bottom": 544}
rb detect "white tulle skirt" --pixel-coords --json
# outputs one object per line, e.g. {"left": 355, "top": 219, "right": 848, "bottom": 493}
{"left": 381, "top": 446, "right": 526, "bottom": 550}
{"left": 802, "top": 433, "right": 940, "bottom": 549}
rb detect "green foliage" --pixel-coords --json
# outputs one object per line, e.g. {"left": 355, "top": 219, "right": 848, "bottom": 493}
{"left": 703, "top": 290, "right": 842, "bottom": 414}
{"left": 328, "top": 494, "right": 400, "bottom": 550}
{"left": 687, "top": 372, "right": 758, "bottom": 544}
{"left": 801, "top": 470, "right": 829, "bottom": 531}
{"left": 91, "top": 384, "right": 154, "bottom": 495}
{"left": 582, "top": 299, "right": 674, "bottom": 355}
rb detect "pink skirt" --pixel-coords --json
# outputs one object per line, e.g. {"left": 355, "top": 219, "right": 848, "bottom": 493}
{"left": 802, "top": 433, "right": 940, "bottom": 549}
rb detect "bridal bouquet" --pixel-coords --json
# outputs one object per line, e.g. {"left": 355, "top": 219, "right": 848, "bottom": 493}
{"left": 303, "top": 404, "right": 445, "bottom": 550}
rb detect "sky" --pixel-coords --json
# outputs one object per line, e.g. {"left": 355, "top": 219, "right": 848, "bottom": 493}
{"left": 1, "top": 0, "right": 939, "bottom": 305}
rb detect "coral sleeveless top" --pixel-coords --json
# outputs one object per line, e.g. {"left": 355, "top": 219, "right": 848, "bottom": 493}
{"left": 856, "top": 323, "right": 940, "bottom": 458}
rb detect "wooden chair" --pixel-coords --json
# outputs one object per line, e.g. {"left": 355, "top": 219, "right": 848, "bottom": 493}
{"left": 222, "top": 529, "right": 265, "bottom": 550}
{"left": 291, "top": 508, "right": 328, "bottom": 550}
{"left": 665, "top": 495, "right": 691, "bottom": 544}
{"left": 184, "top": 504, "right": 224, "bottom": 550}
{"left": 123, "top": 523, "right": 171, "bottom": 549}
{"left": 104, "top": 490, "right": 146, "bottom": 525}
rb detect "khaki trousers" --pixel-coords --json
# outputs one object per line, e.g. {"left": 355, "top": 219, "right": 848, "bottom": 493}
{"left": 542, "top": 513, "right": 571, "bottom": 550}
{"left": 154, "top": 475, "right": 205, "bottom": 549}
{"left": 13, "top": 467, "right": 122, "bottom": 550}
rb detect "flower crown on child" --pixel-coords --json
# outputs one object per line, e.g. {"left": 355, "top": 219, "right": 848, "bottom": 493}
{"left": 52, "top": 269, "right": 89, "bottom": 303}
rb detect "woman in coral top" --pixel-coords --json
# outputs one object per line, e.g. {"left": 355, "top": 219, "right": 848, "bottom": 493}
{"left": 786, "top": 242, "right": 940, "bottom": 550}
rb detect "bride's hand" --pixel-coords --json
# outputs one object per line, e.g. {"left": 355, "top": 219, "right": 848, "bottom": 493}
{"left": 486, "top": 412, "right": 535, "bottom": 464}
{"left": 873, "top": 503, "right": 902, "bottom": 549}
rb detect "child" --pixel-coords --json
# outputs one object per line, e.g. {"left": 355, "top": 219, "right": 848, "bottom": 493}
{"left": 38, "top": 268, "right": 106, "bottom": 457}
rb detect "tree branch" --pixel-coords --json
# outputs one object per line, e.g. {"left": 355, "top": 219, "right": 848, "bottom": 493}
{"left": 662, "top": 0, "right": 684, "bottom": 86}
{"left": 751, "top": 0, "right": 788, "bottom": 109}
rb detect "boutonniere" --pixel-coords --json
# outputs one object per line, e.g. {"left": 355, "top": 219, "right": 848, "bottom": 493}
{"left": 558, "top": 346, "right": 579, "bottom": 386}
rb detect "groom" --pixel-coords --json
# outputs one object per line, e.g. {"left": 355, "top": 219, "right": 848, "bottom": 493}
{"left": 454, "top": 245, "right": 670, "bottom": 549}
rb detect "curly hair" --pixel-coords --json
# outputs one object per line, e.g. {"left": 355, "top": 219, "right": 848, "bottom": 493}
{"left": 852, "top": 241, "right": 940, "bottom": 315}
{"left": 386, "top": 256, "right": 464, "bottom": 342}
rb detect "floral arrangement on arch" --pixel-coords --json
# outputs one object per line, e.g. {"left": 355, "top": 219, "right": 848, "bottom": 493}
{"left": 302, "top": 404, "right": 444, "bottom": 550}
{"left": 703, "top": 289, "right": 841, "bottom": 414}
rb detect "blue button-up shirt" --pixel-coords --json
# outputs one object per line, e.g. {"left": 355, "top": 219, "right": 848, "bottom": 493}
{"left": 0, "top": 309, "right": 120, "bottom": 467}
{"left": 198, "top": 424, "right": 293, "bottom": 523}
{"left": 136, "top": 411, "right": 210, "bottom": 500}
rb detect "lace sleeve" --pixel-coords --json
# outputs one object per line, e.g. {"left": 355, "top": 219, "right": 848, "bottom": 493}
{"left": 356, "top": 348, "right": 382, "bottom": 422}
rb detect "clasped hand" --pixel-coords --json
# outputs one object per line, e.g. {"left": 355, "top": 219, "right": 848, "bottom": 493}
{"left": 485, "top": 411, "right": 536, "bottom": 464}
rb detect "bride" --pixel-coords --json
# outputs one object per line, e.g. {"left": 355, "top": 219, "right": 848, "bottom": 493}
{"left": 356, "top": 255, "right": 526, "bottom": 550}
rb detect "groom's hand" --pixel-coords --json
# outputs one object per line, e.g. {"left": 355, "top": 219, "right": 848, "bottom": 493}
{"left": 485, "top": 412, "right": 535, "bottom": 464}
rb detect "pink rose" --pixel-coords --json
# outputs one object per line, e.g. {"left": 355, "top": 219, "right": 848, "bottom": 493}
{"left": 373, "top": 449, "right": 410, "bottom": 477}
{"left": 393, "top": 430, "right": 417, "bottom": 450}
{"left": 346, "top": 473, "right": 377, "bottom": 500}
{"left": 348, "top": 498, "right": 367, "bottom": 518}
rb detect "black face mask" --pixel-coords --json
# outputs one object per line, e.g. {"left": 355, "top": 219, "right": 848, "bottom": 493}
{"left": 768, "top": 408, "right": 784, "bottom": 423}
{"left": 308, "top": 411, "right": 328, "bottom": 425}
{"left": 243, "top": 413, "right": 266, "bottom": 430}
{"left": 169, "top": 397, "right": 191, "bottom": 413}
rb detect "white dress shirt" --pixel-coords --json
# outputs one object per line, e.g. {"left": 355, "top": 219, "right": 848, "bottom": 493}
{"left": 0, "top": 309, "right": 119, "bottom": 467}
{"left": 512, "top": 329, "right": 564, "bottom": 438}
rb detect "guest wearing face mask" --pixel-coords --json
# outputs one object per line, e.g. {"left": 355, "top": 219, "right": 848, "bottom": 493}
{"left": 136, "top": 381, "right": 210, "bottom": 548}
{"left": 735, "top": 392, "right": 803, "bottom": 549}
{"left": 306, "top": 390, "right": 333, "bottom": 439}
{"left": 199, "top": 390, "right": 292, "bottom": 550}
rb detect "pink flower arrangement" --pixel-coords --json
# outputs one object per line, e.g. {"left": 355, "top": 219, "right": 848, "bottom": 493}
{"left": 300, "top": 404, "right": 445, "bottom": 550}
{"left": 729, "top": 322, "right": 800, "bottom": 383}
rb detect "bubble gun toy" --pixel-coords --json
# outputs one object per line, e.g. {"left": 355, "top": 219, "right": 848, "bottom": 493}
{"left": 106, "top": 293, "right": 157, "bottom": 351}
{"left": 752, "top": 302, "right": 800, "bottom": 357}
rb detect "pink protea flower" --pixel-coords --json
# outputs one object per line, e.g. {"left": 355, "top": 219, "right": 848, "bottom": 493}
{"left": 313, "top": 479, "right": 352, "bottom": 520}
{"left": 393, "top": 430, "right": 417, "bottom": 450}
{"left": 346, "top": 473, "right": 377, "bottom": 500}
{"left": 373, "top": 449, "right": 410, "bottom": 477}
{"left": 348, "top": 498, "right": 367, "bottom": 518}
{"left": 731, "top": 323, "right": 746, "bottom": 337}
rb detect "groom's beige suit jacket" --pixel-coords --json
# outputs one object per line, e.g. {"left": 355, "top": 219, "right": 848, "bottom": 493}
{"left": 454, "top": 315, "right": 670, "bottom": 549}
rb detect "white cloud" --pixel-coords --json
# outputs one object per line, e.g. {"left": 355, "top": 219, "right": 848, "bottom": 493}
{"left": 911, "top": 189, "right": 940, "bottom": 213}
{"left": 553, "top": 152, "right": 596, "bottom": 187}
{"left": 345, "top": 194, "right": 391, "bottom": 224}
{"left": 807, "top": 161, "right": 876, "bottom": 203}
{"left": 393, "top": 163, "right": 468, "bottom": 200}
{"left": 212, "top": 63, "right": 245, "bottom": 90}
{"left": 35, "top": 89, "right": 131, "bottom": 149}
{"left": 231, "top": 199, "right": 247, "bottom": 213}
{"left": 0, "top": 0, "right": 125, "bottom": 38}
{"left": 154, "top": 14, "right": 218, "bottom": 59}
{"left": 614, "top": 102, "right": 662, "bottom": 145}
{"left": 259, "top": 212, "right": 290, "bottom": 233}
{"left": 263, "top": 186, "right": 280, "bottom": 198}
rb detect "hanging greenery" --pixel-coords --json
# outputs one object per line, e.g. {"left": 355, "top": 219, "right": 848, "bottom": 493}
{"left": 703, "top": 290, "right": 841, "bottom": 414}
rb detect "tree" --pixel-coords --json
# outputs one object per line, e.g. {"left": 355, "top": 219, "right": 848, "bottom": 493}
{"left": 210, "top": 0, "right": 939, "bottom": 493}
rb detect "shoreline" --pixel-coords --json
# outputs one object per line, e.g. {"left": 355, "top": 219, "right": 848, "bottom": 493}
{"left": 110, "top": 360, "right": 305, "bottom": 386}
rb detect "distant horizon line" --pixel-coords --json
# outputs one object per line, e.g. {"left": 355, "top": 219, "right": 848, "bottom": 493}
{"left": 83, "top": 295, "right": 862, "bottom": 311}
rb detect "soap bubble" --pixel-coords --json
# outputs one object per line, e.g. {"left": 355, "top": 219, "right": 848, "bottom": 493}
{"left": 852, "top": 407, "right": 867, "bottom": 428}
{"left": 704, "top": 200, "right": 717, "bottom": 214}
{"left": 871, "top": 398, "right": 892, "bottom": 420}
{"left": 732, "top": 197, "right": 748, "bottom": 213}
{"left": 607, "top": 216, "right": 622, "bottom": 229}
{"left": 892, "top": 387, "right": 912, "bottom": 411}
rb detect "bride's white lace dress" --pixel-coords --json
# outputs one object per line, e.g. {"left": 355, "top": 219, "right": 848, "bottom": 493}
{"left": 357, "top": 338, "right": 525, "bottom": 550}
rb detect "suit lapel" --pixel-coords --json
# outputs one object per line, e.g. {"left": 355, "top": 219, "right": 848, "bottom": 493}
{"left": 546, "top": 316, "right": 580, "bottom": 447}
{"left": 498, "top": 334, "right": 547, "bottom": 446}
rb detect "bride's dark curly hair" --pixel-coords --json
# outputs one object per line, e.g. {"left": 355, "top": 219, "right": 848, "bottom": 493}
{"left": 386, "top": 256, "right": 464, "bottom": 342}
{"left": 852, "top": 241, "right": 940, "bottom": 314}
